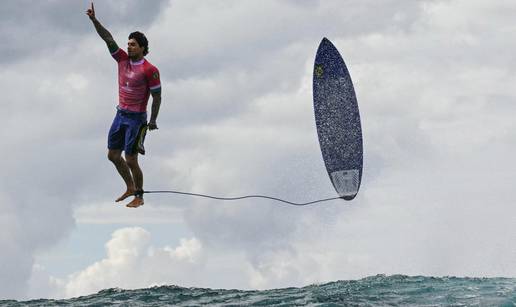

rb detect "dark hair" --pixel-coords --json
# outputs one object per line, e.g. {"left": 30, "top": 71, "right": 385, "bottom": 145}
{"left": 129, "top": 31, "right": 149, "bottom": 56}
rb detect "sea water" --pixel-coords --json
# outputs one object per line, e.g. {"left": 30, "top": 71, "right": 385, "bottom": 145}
{"left": 2, "top": 275, "right": 515, "bottom": 306}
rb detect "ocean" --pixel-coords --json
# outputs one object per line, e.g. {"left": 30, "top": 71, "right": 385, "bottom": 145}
{"left": 2, "top": 275, "right": 515, "bottom": 306}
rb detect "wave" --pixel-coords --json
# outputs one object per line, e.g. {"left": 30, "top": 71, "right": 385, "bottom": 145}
{"left": 3, "top": 275, "right": 515, "bottom": 306}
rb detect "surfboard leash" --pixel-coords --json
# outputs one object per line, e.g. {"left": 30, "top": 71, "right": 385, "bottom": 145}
{"left": 142, "top": 190, "right": 343, "bottom": 206}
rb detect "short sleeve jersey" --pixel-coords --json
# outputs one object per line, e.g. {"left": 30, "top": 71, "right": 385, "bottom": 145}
{"left": 111, "top": 48, "right": 161, "bottom": 113}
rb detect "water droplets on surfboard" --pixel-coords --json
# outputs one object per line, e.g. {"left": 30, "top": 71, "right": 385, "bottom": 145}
{"left": 313, "top": 37, "right": 363, "bottom": 200}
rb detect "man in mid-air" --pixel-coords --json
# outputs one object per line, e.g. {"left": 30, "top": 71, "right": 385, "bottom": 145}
{"left": 86, "top": 2, "right": 162, "bottom": 208}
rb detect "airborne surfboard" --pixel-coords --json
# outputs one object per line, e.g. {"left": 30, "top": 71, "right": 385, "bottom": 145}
{"left": 313, "top": 37, "right": 363, "bottom": 200}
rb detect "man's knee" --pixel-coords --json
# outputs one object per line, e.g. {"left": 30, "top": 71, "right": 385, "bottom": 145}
{"left": 108, "top": 150, "right": 122, "bottom": 163}
{"left": 125, "top": 154, "right": 139, "bottom": 169}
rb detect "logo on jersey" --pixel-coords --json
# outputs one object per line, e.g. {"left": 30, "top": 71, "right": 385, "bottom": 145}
{"left": 152, "top": 72, "right": 159, "bottom": 80}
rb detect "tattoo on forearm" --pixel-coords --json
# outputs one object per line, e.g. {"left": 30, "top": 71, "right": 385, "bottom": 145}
{"left": 92, "top": 19, "right": 116, "bottom": 46}
{"left": 150, "top": 96, "right": 161, "bottom": 122}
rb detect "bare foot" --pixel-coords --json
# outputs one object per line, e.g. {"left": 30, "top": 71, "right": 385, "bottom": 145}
{"left": 116, "top": 189, "right": 136, "bottom": 202}
{"left": 126, "top": 197, "right": 144, "bottom": 208}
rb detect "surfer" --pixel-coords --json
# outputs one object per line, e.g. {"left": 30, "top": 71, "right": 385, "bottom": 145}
{"left": 86, "top": 2, "right": 162, "bottom": 208}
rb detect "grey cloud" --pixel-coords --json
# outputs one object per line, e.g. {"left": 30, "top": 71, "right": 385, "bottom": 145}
{"left": 2, "top": 0, "right": 516, "bottom": 300}
{"left": 1, "top": 0, "right": 168, "bottom": 65}
{"left": 157, "top": 0, "right": 516, "bottom": 282}
{"left": 150, "top": 0, "right": 426, "bottom": 130}
{"left": 1, "top": 1, "right": 169, "bottom": 298}
{"left": 153, "top": 0, "right": 424, "bottom": 78}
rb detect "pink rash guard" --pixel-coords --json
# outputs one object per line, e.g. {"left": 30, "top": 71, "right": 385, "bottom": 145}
{"left": 111, "top": 48, "right": 161, "bottom": 113}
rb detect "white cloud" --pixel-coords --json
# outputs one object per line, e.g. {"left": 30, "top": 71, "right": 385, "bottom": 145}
{"left": 57, "top": 227, "right": 203, "bottom": 298}
{"left": 163, "top": 0, "right": 516, "bottom": 284}
{"left": 73, "top": 201, "right": 184, "bottom": 225}
{"left": 2, "top": 0, "right": 516, "bottom": 300}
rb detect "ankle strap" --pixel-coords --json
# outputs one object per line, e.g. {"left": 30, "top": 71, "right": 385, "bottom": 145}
{"left": 134, "top": 190, "right": 144, "bottom": 198}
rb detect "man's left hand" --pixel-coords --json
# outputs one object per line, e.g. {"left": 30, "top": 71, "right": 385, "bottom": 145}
{"left": 148, "top": 121, "right": 158, "bottom": 130}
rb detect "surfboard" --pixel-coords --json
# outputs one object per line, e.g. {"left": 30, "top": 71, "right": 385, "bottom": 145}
{"left": 313, "top": 37, "right": 363, "bottom": 200}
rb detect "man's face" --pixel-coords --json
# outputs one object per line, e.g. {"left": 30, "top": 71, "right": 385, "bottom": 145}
{"left": 127, "top": 38, "right": 144, "bottom": 58}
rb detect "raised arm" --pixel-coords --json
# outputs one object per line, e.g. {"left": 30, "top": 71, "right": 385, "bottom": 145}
{"left": 86, "top": 2, "right": 119, "bottom": 53}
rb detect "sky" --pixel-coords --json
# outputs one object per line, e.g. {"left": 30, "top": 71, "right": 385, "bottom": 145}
{"left": 1, "top": 0, "right": 515, "bottom": 301}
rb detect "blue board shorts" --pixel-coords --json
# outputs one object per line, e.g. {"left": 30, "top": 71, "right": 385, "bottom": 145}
{"left": 108, "top": 108, "right": 148, "bottom": 155}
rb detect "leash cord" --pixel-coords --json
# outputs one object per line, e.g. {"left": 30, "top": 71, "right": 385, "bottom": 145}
{"left": 143, "top": 190, "right": 342, "bottom": 206}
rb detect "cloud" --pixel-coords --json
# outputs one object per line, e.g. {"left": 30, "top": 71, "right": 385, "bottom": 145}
{"left": 151, "top": 0, "right": 516, "bottom": 284}
{"left": 31, "top": 227, "right": 207, "bottom": 298}
{"left": 58, "top": 227, "right": 202, "bottom": 298}
{"left": 0, "top": 187, "right": 74, "bottom": 299}
{"left": 1, "top": 1, "right": 168, "bottom": 65}
{"left": 2, "top": 0, "right": 516, "bottom": 300}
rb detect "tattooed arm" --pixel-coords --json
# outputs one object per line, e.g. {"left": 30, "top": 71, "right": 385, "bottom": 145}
{"left": 86, "top": 2, "right": 119, "bottom": 53}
